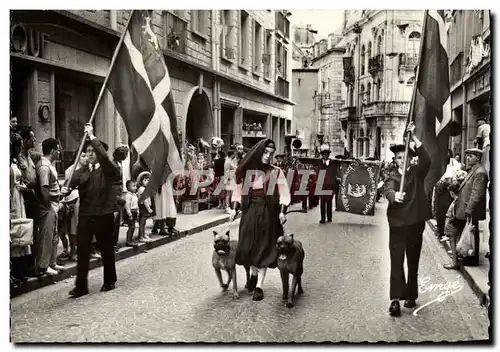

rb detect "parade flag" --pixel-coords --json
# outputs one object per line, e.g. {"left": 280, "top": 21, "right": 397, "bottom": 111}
{"left": 107, "top": 10, "right": 183, "bottom": 201}
{"left": 336, "top": 160, "right": 381, "bottom": 216}
{"left": 411, "top": 10, "right": 451, "bottom": 198}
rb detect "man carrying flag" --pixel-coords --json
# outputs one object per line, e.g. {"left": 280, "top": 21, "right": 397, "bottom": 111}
{"left": 383, "top": 10, "right": 451, "bottom": 316}
{"left": 107, "top": 11, "right": 184, "bottom": 234}
{"left": 62, "top": 10, "right": 184, "bottom": 296}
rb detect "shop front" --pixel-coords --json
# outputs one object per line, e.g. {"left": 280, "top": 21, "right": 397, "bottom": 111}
{"left": 10, "top": 10, "right": 118, "bottom": 176}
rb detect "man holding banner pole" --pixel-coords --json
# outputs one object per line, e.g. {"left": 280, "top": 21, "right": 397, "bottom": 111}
{"left": 384, "top": 122, "right": 431, "bottom": 317}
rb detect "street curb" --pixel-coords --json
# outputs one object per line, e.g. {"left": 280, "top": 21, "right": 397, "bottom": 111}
{"left": 11, "top": 215, "right": 232, "bottom": 297}
{"left": 425, "top": 220, "right": 489, "bottom": 307}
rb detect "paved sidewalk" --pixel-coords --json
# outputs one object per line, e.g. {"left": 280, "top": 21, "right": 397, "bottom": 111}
{"left": 426, "top": 217, "right": 490, "bottom": 306}
{"left": 11, "top": 207, "right": 235, "bottom": 297}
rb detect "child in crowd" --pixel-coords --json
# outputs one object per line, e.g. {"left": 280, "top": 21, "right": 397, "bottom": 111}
{"left": 124, "top": 180, "right": 139, "bottom": 247}
{"left": 137, "top": 172, "right": 153, "bottom": 243}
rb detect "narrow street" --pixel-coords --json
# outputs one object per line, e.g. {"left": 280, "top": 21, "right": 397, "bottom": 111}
{"left": 10, "top": 201, "right": 489, "bottom": 343}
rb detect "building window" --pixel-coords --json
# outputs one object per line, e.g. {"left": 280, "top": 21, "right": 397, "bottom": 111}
{"left": 220, "top": 10, "right": 236, "bottom": 60}
{"left": 408, "top": 31, "right": 421, "bottom": 58}
{"left": 358, "top": 129, "right": 365, "bottom": 158}
{"left": 191, "top": 10, "right": 209, "bottom": 38}
{"left": 367, "top": 82, "right": 371, "bottom": 103}
{"left": 349, "top": 85, "right": 354, "bottom": 106}
{"left": 407, "top": 76, "right": 415, "bottom": 86}
{"left": 376, "top": 78, "right": 382, "bottom": 101}
{"left": 253, "top": 20, "right": 263, "bottom": 73}
{"left": 263, "top": 30, "right": 272, "bottom": 78}
{"left": 275, "top": 39, "right": 288, "bottom": 80}
{"left": 365, "top": 136, "right": 370, "bottom": 157}
{"left": 367, "top": 41, "right": 372, "bottom": 58}
{"left": 361, "top": 45, "right": 366, "bottom": 75}
{"left": 164, "top": 11, "right": 187, "bottom": 53}
{"left": 360, "top": 84, "right": 365, "bottom": 104}
{"left": 377, "top": 36, "right": 382, "bottom": 55}
{"left": 239, "top": 11, "right": 250, "bottom": 67}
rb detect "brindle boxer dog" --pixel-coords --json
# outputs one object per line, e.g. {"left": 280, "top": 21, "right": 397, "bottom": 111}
{"left": 277, "top": 234, "right": 305, "bottom": 308}
{"left": 212, "top": 230, "right": 250, "bottom": 299}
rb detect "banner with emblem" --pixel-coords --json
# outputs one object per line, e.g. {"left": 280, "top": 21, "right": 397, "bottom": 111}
{"left": 336, "top": 160, "right": 381, "bottom": 216}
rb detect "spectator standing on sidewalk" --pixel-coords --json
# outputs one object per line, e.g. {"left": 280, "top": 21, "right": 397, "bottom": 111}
{"left": 62, "top": 150, "right": 89, "bottom": 262}
{"left": 112, "top": 146, "right": 129, "bottom": 252}
{"left": 443, "top": 148, "right": 488, "bottom": 269}
{"left": 62, "top": 124, "right": 121, "bottom": 298}
{"left": 17, "top": 126, "right": 41, "bottom": 274}
{"left": 35, "top": 138, "right": 63, "bottom": 276}
{"left": 124, "top": 180, "right": 139, "bottom": 247}
{"left": 137, "top": 172, "right": 153, "bottom": 243}
{"left": 383, "top": 122, "right": 431, "bottom": 317}
{"left": 10, "top": 132, "right": 33, "bottom": 283}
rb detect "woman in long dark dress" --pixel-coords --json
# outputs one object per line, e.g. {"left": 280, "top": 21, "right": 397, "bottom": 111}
{"left": 229, "top": 139, "right": 291, "bottom": 301}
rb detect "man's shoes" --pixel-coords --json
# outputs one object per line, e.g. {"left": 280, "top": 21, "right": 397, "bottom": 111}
{"left": 444, "top": 262, "right": 460, "bottom": 270}
{"left": 404, "top": 299, "right": 417, "bottom": 308}
{"left": 319, "top": 219, "right": 325, "bottom": 224}
{"left": 90, "top": 251, "right": 101, "bottom": 259}
{"left": 69, "top": 287, "right": 88, "bottom": 298}
{"left": 51, "top": 264, "right": 65, "bottom": 271}
{"left": 168, "top": 227, "right": 180, "bottom": 236}
{"left": 252, "top": 288, "right": 264, "bottom": 301}
{"left": 389, "top": 300, "right": 401, "bottom": 317}
{"left": 125, "top": 242, "right": 139, "bottom": 248}
{"left": 45, "top": 267, "right": 59, "bottom": 276}
{"left": 158, "top": 230, "right": 169, "bottom": 237}
{"left": 327, "top": 219, "right": 332, "bottom": 223}
{"left": 485, "top": 252, "right": 490, "bottom": 259}
{"left": 246, "top": 275, "right": 257, "bottom": 292}
{"left": 100, "top": 283, "right": 116, "bottom": 292}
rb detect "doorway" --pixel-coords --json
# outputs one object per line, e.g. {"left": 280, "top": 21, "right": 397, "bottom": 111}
{"left": 220, "top": 105, "right": 235, "bottom": 150}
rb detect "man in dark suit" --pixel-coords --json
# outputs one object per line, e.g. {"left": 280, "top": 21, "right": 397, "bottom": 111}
{"left": 444, "top": 148, "right": 488, "bottom": 269}
{"left": 62, "top": 124, "right": 121, "bottom": 298}
{"left": 318, "top": 144, "right": 335, "bottom": 223}
{"left": 384, "top": 122, "right": 432, "bottom": 317}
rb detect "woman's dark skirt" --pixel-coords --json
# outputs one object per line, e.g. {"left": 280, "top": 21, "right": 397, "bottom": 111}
{"left": 236, "top": 196, "right": 283, "bottom": 269}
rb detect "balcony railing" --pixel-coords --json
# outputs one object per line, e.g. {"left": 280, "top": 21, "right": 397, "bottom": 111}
{"left": 342, "top": 57, "right": 355, "bottom": 85}
{"left": 275, "top": 77, "right": 289, "bottom": 99}
{"left": 164, "top": 11, "right": 187, "bottom": 54}
{"left": 275, "top": 11, "right": 290, "bottom": 41}
{"left": 399, "top": 53, "right": 418, "bottom": 68}
{"left": 339, "top": 106, "right": 357, "bottom": 121}
{"left": 362, "top": 101, "right": 410, "bottom": 118}
{"left": 368, "top": 54, "right": 384, "bottom": 76}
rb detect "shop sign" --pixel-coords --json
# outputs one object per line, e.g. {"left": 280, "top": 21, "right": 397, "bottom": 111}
{"left": 468, "top": 68, "right": 490, "bottom": 100}
{"left": 10, "top": 23, "right": 48, "bottom": 58}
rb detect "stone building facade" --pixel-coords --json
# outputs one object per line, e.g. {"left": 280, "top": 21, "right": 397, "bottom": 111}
{"left": 338, "top": 10, "right": 424, "bottom": 160}
{"left": 446, "top": 10, "right": 490, "bottom": 159}
{"left": 10, "top": 9, "right": 294, "bottom": 175}
{"left": 310, "top": 45, "right": 346, "bottom": 156}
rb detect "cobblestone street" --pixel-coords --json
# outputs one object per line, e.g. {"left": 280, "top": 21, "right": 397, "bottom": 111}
{"left": 10, "top": 201, "right": 489, "bottom": 343}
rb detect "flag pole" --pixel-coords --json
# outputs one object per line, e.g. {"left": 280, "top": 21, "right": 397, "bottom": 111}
{"left": 399, "top": 10, "right": 428, "bottom": 193}
{"left": 64, "top": 10, "right": 136, "bottom": 188}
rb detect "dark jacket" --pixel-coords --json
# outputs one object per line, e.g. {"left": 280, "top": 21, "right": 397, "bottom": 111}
{"left": 318, "top": 159, "right": 336, "bottom": 191}
{"left": 455, "top": 163, "right": 488, "bottom": 221}
{"left": 384, "top": 145, "right": 432, "bottom": 228}
{"left": 70, "top": 139, "right": 121, "bottom": 216}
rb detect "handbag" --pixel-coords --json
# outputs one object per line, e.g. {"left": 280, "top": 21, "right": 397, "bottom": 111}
{"left": 456, "top": 219, "right": 476, "bottom": 258}
{"left": 10, "top": 218, "right": 34, "bottom": 248}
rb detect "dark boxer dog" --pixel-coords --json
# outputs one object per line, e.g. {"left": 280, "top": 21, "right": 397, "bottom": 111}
{"left": 212, "top": 230, "right": 250, "bottom": 299}
{"left": 277, "top": 234, "right": 305, "bottom": 308}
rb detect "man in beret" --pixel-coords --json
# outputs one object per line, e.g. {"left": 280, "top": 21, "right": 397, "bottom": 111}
{"left": 443, "top": 148, "right": 488, "bottom": 269}
{"left": 62, "top": 124, "right": 121, "bottom": 297}
{"left": 384, "top": 122, "right": 432, "bottom": 317}
{"left": 318, "top": 144, "right": 334, "bottom": 223}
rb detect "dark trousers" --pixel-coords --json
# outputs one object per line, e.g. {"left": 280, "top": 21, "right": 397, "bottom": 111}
{"left": 76, "top": 214, "right": 117, "bottom": 290}
{"left": 320, "top": 196, "right": 333, "bottom": 221}
{"left": 113, "top": 209, "right": 122, "bottom": 246}
{"left": 389, "top": 222, "right": 425, "bottom": 300}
